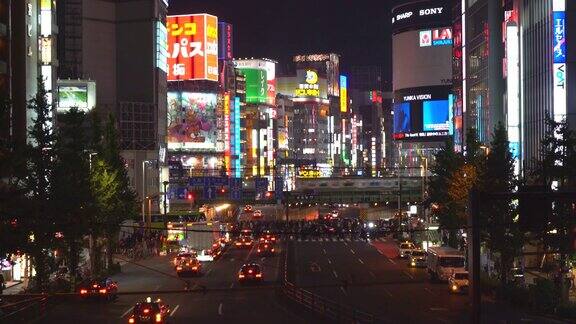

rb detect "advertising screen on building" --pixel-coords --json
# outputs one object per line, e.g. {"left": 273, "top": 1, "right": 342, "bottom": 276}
{"left": 156, "top": 21, "right": 168, "bottom": 73}
{"left": 57, "top": 80, "right": 97, "bottom": 112}
{"left": 393, "top": 86, "right": 452, "bottom": 140}
{"left": 340, "top": 75, "right": 347, "bottom": 112}
{"left": 239, "top": 68, "right": 268, "bottom": 104}
{"left": 393, "top": 29, "right": 452, "bottom": 91}
{"left": 234, "top": 59, "right": 276, "bottom": 105}
{"left": 167, "top": 14, "right": 218, "bottom": 81}
{"left": 391, "top": 0, "right": 450, "bottom": 33}
{"left": 167, "top": 92, "right": 218, "bottom": 151}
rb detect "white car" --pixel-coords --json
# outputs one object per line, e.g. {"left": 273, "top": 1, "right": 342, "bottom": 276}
{"left": 448, "top": 270, "right": 469, "bottom": 294}
{"left": 408, "top": 249, "right": 427, "bottom": 267}
{"left": 398, "top": 242, "right": 416, "bottom": 258}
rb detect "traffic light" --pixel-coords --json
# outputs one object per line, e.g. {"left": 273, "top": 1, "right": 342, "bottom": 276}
{"left": 220, "top": 188, "right": 227, "bottom": 194}
{"left": 187, "top": 193, "right": 194, "bottom": 200}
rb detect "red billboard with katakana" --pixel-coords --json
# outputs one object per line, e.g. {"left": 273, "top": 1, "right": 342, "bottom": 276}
{"left": 167, "top": 14, "right": 219, "bottom": 81}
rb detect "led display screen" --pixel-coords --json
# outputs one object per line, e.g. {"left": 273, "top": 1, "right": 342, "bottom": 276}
{"left": 58, "top": 86, "right": 88, "bottom": 109}
{"left": 167, "top": 92, "right": 218, "bottom": 151}
{"left": 423, "top": 100, "right": 450, "bottom": 131}
{"left": 393, "top": 102, "right": 411, "bottom": 133}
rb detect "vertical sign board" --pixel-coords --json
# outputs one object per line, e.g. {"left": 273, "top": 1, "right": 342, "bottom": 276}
{"left": 167, "top": 14, "right": 218, "bottom": 81}
{"left": 234, "top": 97, "right": 241, "bottom": 178}
{"left": 218, "top": 22, "right": 233, "bottom": 60}
{"left": 553, "top": 1, "right": 567, "bottom": 123}
{"left": 224, "top": 93, "right": 231, "bottom": 174}
{"left": 340, "top": 75, "right": 348, "bottom": 112}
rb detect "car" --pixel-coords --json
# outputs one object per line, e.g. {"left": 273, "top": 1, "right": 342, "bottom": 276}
{"left": 244, "top": 205, "right": 254, "bottom": 212}
{"left": 127, "top": 297, "right": 171, "bottom": 323}
{"left": 235, "top": 236, "right": 253, "bottom": 248}
{"left": 448, "top": 270, "right": 469, "bottom": 294}
{"left": 259, "top": 233, "right": 277, "bottom": 243}
{"left": 256, "top": 242, "right": 276, "bottom": 256}
{"left": 253, "top": 210, "right": 263, "bottom": 218}
{"left": 78, "top": 277, "right": 118, "bottom": 301}
{"left": 408, "top": 249, "right": 427, "bottom": 267}
{"left": 398, "top": 241, "right": 416, "bottom": 258}
{"left": 172, "top": 252, "right": 195, "bottom": 266}
{"left": 176, "top": 258, "right": 202, "bottom": 276}
{"left": 238, "top": 263, "right": 263, "bottom": 283}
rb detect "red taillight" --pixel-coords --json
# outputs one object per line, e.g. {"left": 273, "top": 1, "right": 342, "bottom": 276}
{"left": 239, "top": 274, "right": 245, "bottom": 278}
{"left": 256, "top": 273, "right": 262, "bottom": 278}
{"left": 257, "top": 249, "right": 261, "bottom": 253}
{"left": 271, "top": 248, "right": 275, "bottom": 252}
{"left": 235, "top": 242, "right": 241, "bottom": 246}
{"left": 143, "top": 308, "right": 150, "bottom": 314}
{"left": 80, "top": 289, "right": 88, "bottom": 294}
{"left": 128, "top": 317, "right": 135, "bottom": 324}
{"left": 155, "top": 313, "right": 162, "bottom": 322}
{"left": 176, "top": 266, "right": 182, "bottom": 271}
{"left": 248, "top": 269, "right": 253, "bottom": 274}
{"left": 192, "top": 267, "right": 198, "bottom": 270}
{"left": 92, "top": 284, "right": 98, "bottom": 288}
{"left": 99, "top": 288, "right": 107, "bottom": 294}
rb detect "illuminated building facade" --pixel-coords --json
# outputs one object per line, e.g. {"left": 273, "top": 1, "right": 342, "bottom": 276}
{"left": 392, "top": 0, "right": 453, "bottom": 174}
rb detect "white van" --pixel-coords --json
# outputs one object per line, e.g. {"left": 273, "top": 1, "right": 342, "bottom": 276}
{"left": 427, "top": 246, "right": 466, "bottom": 281}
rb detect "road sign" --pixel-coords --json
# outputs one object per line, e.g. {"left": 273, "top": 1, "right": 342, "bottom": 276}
{"left": 274, "top": 177, "right": 284, "bottom": 199}
{"left": 230, "top": 188, "right": 242, "bottom": 200}
{"left": 189, "top": 177, "right": 205, "bottom": 187}
{"left": 230, "top": 177, "right": 242, "bottom": 189}
{"left": 211, "top": 176, "right": 229, "bottom": 187}
{"left": 203, "top": 186, "right": 216, "bottom": 200}
{"left": 255, "top": 177, "right": 268, "bottom": 193}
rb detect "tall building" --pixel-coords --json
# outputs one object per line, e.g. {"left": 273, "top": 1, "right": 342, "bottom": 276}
{"left": 349, "top": 65, "right": 382, "bottom": 92}
{"left": 453, "top": 0, "right": 574, "bottom": 175}
{"left": 56, "top": 0, "right": 169, "bottom": 212}
{"left": 391, "top": 0, "right": 453, "bottom": 174}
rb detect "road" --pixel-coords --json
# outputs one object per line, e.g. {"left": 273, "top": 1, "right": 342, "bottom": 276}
{"left": 291, "top": 235, "right": 565, "bottom": 323}
{"left": 41, "top": 242, "right": 304, "bottom": 323}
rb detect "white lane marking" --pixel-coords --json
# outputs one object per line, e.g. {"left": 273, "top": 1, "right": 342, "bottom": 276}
{"left": 387, "top": 258, "right": 396, "bottom": 265}
{"left": 350, "top": 249, "right": 356, "bottom": 255}
{"left": 369, "top": 271, "right": 376, "bottom": 278}
{"left": 322, "top": 248, "right": 327, "bottom": 255}
{"left": 332, "top": 270, "right": 338, "bottom": 278}
{"left": 218, "top": 303, "right": 223, "bottom": 316}
{"left": 230, "top": 283, "right": 235, "bottom": 289}
{"left": 120, "top": 306, "right": 133, "bottom": 318}
{"left": 358, "top": 258, "right": 364, "bottom": 264}
{"left": 170, "top": 305, "right": 180, "bottom": 317}
{"left": 339, "top": 286, "right": 347, "bottom": 295}
{"left": 382, "top": 288, "right": 393, "bottom": 297}
{"left": 327, "top": 259, "right": 332, "bottom": 265}
{"left": 403, "top": 271, "right": 414, "bottom": 280}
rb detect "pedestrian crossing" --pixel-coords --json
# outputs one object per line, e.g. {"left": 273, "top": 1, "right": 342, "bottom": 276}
{"left": 287, "top": 236, "right": 388, "bottom": 243}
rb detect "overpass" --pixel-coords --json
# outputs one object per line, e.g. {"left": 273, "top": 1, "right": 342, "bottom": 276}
{"left": 169, "top": 176, "right": 424, "bottom": 208}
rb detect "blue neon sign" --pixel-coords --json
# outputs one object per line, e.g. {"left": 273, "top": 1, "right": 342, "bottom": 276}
{"left": 553, "top": 11, "right": 566, "bottom": 64}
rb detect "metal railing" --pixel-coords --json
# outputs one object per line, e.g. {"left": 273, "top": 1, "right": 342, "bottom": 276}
{"left": 281, "top": 241, "right": 377, "bottom": 323}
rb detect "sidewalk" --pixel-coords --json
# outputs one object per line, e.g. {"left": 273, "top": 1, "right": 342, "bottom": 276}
{"left": 3, "top": 279, "right": 27, "bottom": 295}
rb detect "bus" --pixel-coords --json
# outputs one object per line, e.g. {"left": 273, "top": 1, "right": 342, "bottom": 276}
{"left": 150, "top": 212, "right": 207, "bottom": 242}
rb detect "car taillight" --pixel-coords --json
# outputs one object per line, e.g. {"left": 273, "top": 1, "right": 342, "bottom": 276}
{"left": 235, "top": 242, "right": 241, "bottom": 246}
{"left": 271, "top": 249, "right": 275, "bottom": 252}
{"left": 192, "top": 267, "right": 198, "bottom": 270}
{"left": 176, "top": 266, "right": 182, "bottom": 271}
{"left": 264, "top": 245, "right": 268, "bottom": 248}
{"left": 155, "top": 313, "right": 162, "bottom": 322}
{"left": 99, "top": 288, "right": 107, "bottom": 294}
{"left": 92, "top": 284, "right": 98, "bottom": 288}
{"left": 257, "top": 249, "right": 261, "bottom": 252}
{"left": 128, "top": 317, "right": 135, "bottom": 324}
{"left": 143, "top": 308, "right": 150, "bottom": 314}
{"left": 239, "top": 274, "right": 245, "bottom": 278}
{"left": 80, "top": 289, "right": 88, "bottom": 294}
{"left": 256, "top": 273, "right": 262, "bottom": 278}
{"left": 248, "top": 269, "right": 253, "bottom": 274}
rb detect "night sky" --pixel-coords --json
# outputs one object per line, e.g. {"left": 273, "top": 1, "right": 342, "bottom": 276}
{"left": 168, "top": 0, "right": 405, "bottom": 80}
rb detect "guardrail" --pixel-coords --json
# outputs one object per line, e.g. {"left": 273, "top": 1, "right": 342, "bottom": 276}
{"left": 0, "top": 295, "right": 48, "bottom": 322}
{"left": 281, "top": 240, "right": 377, "bottom": 323}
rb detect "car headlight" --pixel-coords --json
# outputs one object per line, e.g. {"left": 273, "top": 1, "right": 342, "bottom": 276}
{"left": 451, "top": 284, "right": 458, "bottom": 291}
{"left": 411, "top": 261, "right": 416, "bottom": 266}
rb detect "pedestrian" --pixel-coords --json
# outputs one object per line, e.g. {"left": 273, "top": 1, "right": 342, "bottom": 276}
{"left": 0, "top": 272, "right": 5, "bottom": 295}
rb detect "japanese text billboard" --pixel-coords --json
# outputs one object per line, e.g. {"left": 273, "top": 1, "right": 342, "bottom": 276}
{"left": 239, "top": 68, "right": 267, "bottom": 104}
{"left": 167, "top": 92, "right": 218, "bottom": 151}
{"left": 167, "top": 14, "right": 218, "bottom": 81}
{"left": 234, "top": 59, "right": 276, "bottom": 105}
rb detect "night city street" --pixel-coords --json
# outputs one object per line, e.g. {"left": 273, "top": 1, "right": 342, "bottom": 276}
{"left": 2, "top": 0, "right": 576, "bottom": 323}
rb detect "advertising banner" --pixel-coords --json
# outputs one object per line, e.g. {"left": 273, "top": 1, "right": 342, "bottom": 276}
{"left": 167, "top": 14, "right": 218, "bottom": 81}
{"left": 218, "top": 22, "right": 233, "bottom": 60}
{"left": 239, "top": 68, "right": 267, "bottom": 104}
{"left": 59, "top": 86, "right": 88, "bottom": 109}
{"left": 234, "top": 59, "right": 276, "bottom": 105}
{"left": 167, "top": 92, "right": 218, "bottom": 151}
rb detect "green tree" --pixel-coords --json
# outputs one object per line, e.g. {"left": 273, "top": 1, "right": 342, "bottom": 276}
{"left": 429, "top": 138, "right": 464, "bottom": 247}
{"left": 531, "top": 117, "right": 576, "bottom": 302}
{"left": 24, "top": 78, "right": 57, "bottom": 291}
{"left": 51, "top": 108, "right": 94, "bottom": 289}
{"left": 480, "top": 123, "right": 523, "bottom": 286}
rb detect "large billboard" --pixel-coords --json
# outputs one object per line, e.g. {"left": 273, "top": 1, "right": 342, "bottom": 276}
{"left": 167, "top": 14, "right": 218, "bottom": 81}
{"left": 393, "top": 86, "right": 452, "bottom": 140}
{"left": 552, "top": 6, "right": 567, "bottom": 122}
{"left": 218, "top": 22, "right": 233, "bottom": 60}
{"left": 234, "top": 59, "right": 276, "bottom": 105}
{"left": 391, "top": 0, "right": 450, "bottom": 33}
{"left": 56, "top": 80, "right": 96, "bottom": 112}
{"left": 239, "top": 68, "right": 268, "bottom": 104}
{"left": 167, "top": 92, "right": 218, "bottom": 151}
{"left": 393, "top": 29, "right": 452, "bottom": 91}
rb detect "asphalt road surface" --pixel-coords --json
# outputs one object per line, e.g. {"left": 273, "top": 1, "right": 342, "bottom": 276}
{"left": 41, "top": 242, "right": 304, "bottom": 323}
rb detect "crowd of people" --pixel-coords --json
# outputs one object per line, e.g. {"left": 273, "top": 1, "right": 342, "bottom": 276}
{"left": 118, "top": 229, "right": 163, "bottom": 259}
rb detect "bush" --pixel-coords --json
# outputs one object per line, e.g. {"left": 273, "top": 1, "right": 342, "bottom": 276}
{"left": 528, "top": 278, "right": 558, "bottom": 313}
{"left": 557, "top": 302, "right": 576, "bottom": 319}
{"left": 497, "top": 284, "right": 530, "bottom": 308}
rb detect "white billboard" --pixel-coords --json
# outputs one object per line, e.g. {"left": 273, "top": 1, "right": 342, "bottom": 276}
{"left": 56, "top": 80, "right": 97, "bottom": 112}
